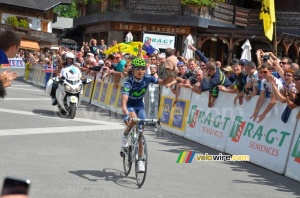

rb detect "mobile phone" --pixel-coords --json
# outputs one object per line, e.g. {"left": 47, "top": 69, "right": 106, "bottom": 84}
{"left": 1, "top": 177, "right": 30, "bottom": 196}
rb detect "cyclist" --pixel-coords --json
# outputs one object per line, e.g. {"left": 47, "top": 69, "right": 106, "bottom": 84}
{"left": 121, "top": 57, "right": 175, "bottom": 172}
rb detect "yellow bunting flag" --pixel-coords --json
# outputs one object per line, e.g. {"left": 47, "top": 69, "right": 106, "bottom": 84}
{"left": 104, "top": 42, "right": 146, "bottom": 56}
{"left": 259, "top": 0, "right": 276, "bottom": 41}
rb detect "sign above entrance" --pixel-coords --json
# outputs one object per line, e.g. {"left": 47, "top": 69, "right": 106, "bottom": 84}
{"left": 114, "top": 22, "right": 190, "bottom": 35}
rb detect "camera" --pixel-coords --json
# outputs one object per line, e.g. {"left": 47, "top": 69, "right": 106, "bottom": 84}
{"left": 189, "top": 77, "right": 197, "bottom": 85}
{"left": 263, "top": 53, "right": 270, "bottom": 61}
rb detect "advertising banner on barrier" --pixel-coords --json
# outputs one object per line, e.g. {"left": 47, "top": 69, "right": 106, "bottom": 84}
{"left": 184, "top": 92, "right": 235, "bottom": 152}
{"left": 8, "top": 58, "right": 25, "bottom": 68}
{"left": 114, "top": 85, "right": 123, "bottom": 114}
{"left": 284, "top": 119, "right": 300, "bottom": 182}
{"left": 157, "top": 87, "right": 191, "bottom": 135}
{"left": 91, "top": 80, "right": 103, "bottom": 107}
{"left": 145, "top": 84, "right": 160, "bottom": 120}
{"left": 82, "top": 75, "right": 95, "bottom": 103}
{"left": 225, "top": 96, "right": 296, "bottom": 174}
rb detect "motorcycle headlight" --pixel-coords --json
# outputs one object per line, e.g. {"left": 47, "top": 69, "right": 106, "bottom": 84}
{"left": 64, "top": 84, "right": 72, "bottom": 91}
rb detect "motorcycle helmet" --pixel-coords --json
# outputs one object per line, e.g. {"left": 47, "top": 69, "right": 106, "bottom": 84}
{"left": 65, "top": 52, "right": 75, "bottom": 66}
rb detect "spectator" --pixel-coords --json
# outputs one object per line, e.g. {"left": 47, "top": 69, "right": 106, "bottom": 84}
{"left": 149, "top": 64, "right": 158, "bottom": 78}
{"left": 285, "top": 69, "right": 300, "bottom": 120}
{"left": 216, "top": 61, "right": 222, "bottom": 68}
{"left": 99, "top": 39, "right": 107, "bottom": 59}
{"left": 201, "top": 61, "right": 232, "bottom": 107}
{"left": 243, "top": 61, "right": 259, "bottom": 102}
{"left": 222, "top": 65, "right": 235, "bottom": 83}
{"left": 250, "top": 63, "right": 283, "bottom": 123}
{"left": 164, "top": 48, "right": 178, "bottom": 82}
{"left": 0, "top": 30, "right": 20, "bottom": 97}
{"left": 291, "top": 63, "right": 299, "bottom": 71}
{"left": 219, "top": 60, "right": 247, "bottom": 105}
{"left": 272, "top": 68, "right": 297, "bottom": 103}
{"left": 187, "top": 68, "right": 203, "bottom": 95}
{"left": 89, "top": 39, "right": 99, "bottom": 57}
{"left": 157, "top": 53, "right": 167, "bottom": 79}
{"left": 81, "top": 41, "right": 90, "bottom": 57}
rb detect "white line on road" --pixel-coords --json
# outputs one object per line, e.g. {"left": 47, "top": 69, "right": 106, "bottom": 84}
{"left": 11, "top": 85, "right": 33, "bottom": 87}
{"left": 3, "top": 98, "right": 51, "bottom": 101}
{"left": 7, "top": 87, "right": 45, "bottom": 92}
{"left": 0, "top": 125, "right": 124, "bottom": 136}
{"left": 0, "top": 108, "right": 124, "bottom": 126}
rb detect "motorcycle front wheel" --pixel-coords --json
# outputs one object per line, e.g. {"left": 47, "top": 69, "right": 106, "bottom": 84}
{"left": 69, "top": 103, "right": 76, "bottom": 119}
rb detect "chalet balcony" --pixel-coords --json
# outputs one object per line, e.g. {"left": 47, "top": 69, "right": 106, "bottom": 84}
{"left": 0, "top": 23, "right": 57, "bottom": 43}
{"left": 83, "top": 1, "right": 300, "bottom": 32}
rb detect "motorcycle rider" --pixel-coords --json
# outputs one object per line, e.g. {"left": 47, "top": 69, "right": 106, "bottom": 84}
{"left": 50, "top": 52, "right": 76, "bottom": 105}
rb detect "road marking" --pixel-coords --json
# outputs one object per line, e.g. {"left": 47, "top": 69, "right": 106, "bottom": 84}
{"left": 0, "top": 125, "right": 124, "bottom": 136}
{"left": 7, "top": 87, "right": 45, "bottom": 92}
{"left": 0, "top": 108, "right": 124, "bottom": 126}
{"left": 3, "top": 98, "right": 51, "bottom": 101}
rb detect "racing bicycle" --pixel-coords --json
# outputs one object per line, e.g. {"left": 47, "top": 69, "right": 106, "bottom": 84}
{"left": 121, "top": 118, "right": 161, "bottom": 187}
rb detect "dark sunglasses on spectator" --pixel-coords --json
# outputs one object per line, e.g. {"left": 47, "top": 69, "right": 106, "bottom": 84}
{"left": 115, "top": 57, "right": 120, "bottom": 59}
{"left": 260, "top": 71, "right": 268, "bottom": 74}
{"left": 105, "top": 63, "right": 109, "bottom": 65}
{"left": 284, "top": 73, "right": 293, "bottom": 77}
{"left": 224, "top": 71, "right": 232, "bottom": 74}
{"left": 280, "top": 62, "right": 287, "bottom": 65}
{"left": 134, "top": 67, "right": 146, "bottom": 71}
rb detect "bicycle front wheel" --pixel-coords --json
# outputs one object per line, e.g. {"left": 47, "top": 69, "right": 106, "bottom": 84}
{"left": 135, "top": 134, "right": 148, "bottom": 187}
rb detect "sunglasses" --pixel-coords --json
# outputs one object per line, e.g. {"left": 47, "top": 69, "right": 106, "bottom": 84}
{"left": 105, "top": 63, "right": 109, "bottom": 65}
{"left": 115, "top": 57, "right": 120, "bottom": 59}
{"left": 134, "top": 68, "right": 146, "bottom": 71}
{"left": 260, "top": 71, "right": 268, "bottom": 74}
{"left": 224, "top": 72, "right": 232, "bottom": 74}
{"left": 284, "top": 74, "right": 293, "bottom": 77}
{"left": 280, "top": 62, "right": 287, "bottom": 65}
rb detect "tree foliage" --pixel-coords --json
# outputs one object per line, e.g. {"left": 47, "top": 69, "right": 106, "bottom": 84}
{"left": 54, "top": 1, "right": 78, "bottom": 18}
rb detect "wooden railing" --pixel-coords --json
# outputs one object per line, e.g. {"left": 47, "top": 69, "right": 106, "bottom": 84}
{"left": 83, "top": 1, "right": 300, "bottom": 31}
{"left": 0, "top": 23, "right": 57, "bottom": 42}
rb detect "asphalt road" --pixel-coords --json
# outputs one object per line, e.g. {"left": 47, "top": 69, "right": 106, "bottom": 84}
{"left": 0, "top": 68, "right": 299, "bottom": 198}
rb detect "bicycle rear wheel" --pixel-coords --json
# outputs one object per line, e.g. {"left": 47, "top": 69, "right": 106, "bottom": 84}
{"left": 135, "top": 134, "right": 148, "bottom": 187}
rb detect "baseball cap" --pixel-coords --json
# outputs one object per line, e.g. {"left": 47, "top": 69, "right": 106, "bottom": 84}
{"left": 222, "top": 66, "right": 233, "bottom": 72}
{"left": 98, "top": 60, "right": 104, "bottom": 65}
{"left": 177, "top": 61, "right": 184, "bottom": 66}
{"left": 239, "top": 59, "right": 249, "bottom": 65}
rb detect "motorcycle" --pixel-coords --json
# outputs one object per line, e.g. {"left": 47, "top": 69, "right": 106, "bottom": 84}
{"left": 46, "top": 66, "right": 92, "bottom": 119}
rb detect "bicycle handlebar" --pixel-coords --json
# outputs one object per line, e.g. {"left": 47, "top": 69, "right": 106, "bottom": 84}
{"left": 130, "top": 118, "right": 160, "bottom": 123}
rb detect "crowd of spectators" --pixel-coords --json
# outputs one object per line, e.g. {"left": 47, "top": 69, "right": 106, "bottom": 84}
{"left": 4, "top": 34, "right": 300, "bottom": 123}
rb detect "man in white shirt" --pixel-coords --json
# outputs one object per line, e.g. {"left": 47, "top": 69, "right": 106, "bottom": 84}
{"left": 250, "top": 63, "right": 283, "bottom": 123}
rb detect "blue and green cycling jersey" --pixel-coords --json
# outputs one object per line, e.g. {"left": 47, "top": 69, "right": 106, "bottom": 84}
{"left": 122, "top": 74, "right": 158, "bottom": 107}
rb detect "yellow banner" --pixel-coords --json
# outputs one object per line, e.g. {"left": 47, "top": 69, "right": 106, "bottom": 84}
{"left": 259, "top": 0, "right": 276, "bottom": 41}
{"left": 104, "top": 42, "right": 146, "bottom": 56}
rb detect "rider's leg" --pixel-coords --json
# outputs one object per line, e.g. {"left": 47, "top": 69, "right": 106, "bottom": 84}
{"left": 120, "top": 108, "right": 137, "bottom": 148}
{"left": 137, "top": 108, "right": 146, "bottom": 157}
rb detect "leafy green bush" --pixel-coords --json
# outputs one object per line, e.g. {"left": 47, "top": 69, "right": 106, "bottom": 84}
{"left": 181, "top": 0, "right": 217, "bottom": 7}
{"left": 4, "top": 16, "right": 19, "bottom": 26}
{"left": 19, "top": 19, "right": 29, "bottom": 28}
